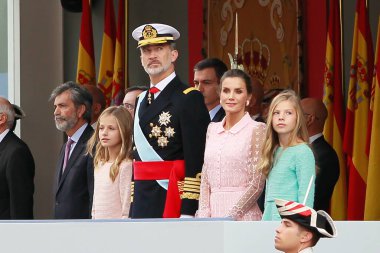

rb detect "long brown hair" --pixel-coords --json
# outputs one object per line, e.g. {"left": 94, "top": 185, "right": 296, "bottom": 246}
{"left": 259, "top": 90, "right": 309, "bottom": 176}
{"left": 87, "top": 106, "right": 133, "bottom": 181}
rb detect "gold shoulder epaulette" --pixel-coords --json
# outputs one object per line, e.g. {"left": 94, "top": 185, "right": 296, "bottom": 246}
{"left": 180, "top": 173, "right": 201, "bottom": 200}
{"left": 183, "top": 87, "right": 197, "bottom": 94}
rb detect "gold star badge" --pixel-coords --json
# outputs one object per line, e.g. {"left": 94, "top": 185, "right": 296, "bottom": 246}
{"left": 157, "top": 136, "right": 169, "bottom": 147}
{"left": 158, "top": 111, "right": 172, "bottom": 126}
{"left": 164, "top": 127, "right": 175, "bottom": 138}
{"left": 151, "top": 125, "right": 162, "bottom": 137}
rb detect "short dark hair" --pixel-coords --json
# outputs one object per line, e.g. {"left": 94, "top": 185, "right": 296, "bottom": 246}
{"left": 309, "top": 230, "right": 321, "bottom": 246}
{"left": 50, "top": 81, "right": 93, "bottom": 123}
{"left": 220, "top": 69, "right": 253, "bottom": 95}
{"left": 194, "top": 58, "right": 228, "bottom": 81}
{"left": 125, "top": 85, "right": 148, "bottom": 94}
{"left": 298, "top": 223, "right": 321, "bottom": 247}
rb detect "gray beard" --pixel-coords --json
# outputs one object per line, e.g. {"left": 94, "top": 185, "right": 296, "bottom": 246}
{"left": 55, "top": 116, "right": 77, "bottom": 132}
{"left": 144, "top": 61, "right": 171, "bottom": 76}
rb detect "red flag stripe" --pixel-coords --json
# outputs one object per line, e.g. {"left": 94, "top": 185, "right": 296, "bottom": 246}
{"left": 104, "top": 0, "right": 116, "bottom": 39}
{"left": 188, "top": 0, "right": 203, "bottom": 85}
{"left": 329, "top": 0, "right": 344, "bottom": 133}
{"left": 80, "top": 0, "right": 95, "bottom": 62}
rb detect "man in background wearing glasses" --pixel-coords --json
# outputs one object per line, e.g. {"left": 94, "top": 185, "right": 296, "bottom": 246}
{"left": 123, "top": 86, "right": 148, "bottom": 119}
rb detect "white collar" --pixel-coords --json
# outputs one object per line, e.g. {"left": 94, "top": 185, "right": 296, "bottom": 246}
{"left": 309, "top": 133, "right": 323, "bottom": 143}
{"left": 299, "top": 247, "right": 314, "bottom": 253}
{"left": 0, "top": 129, "right": 10, "bottom": 143}
{"left": 150, "top": 72, "right": 176, "bottom": 97}
{"left": 69, "top": 123, "right": 88, "bottom": 143}
{"left": 209, "top": 104, "right": 222, "bottom": 120}
{"left": 251, "top": 113, "right": 260, "bottom": 120}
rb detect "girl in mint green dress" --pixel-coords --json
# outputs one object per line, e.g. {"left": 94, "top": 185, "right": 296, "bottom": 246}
{"left": 260, "top": 90, "right": 315, "bottom": 221}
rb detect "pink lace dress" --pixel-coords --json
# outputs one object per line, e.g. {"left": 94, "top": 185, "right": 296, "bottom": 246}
{"left": 197, "top": 113, "right": 266, "bottom": 221}
{"left": 92, "top": 159, "right": 132, "bottom": 219}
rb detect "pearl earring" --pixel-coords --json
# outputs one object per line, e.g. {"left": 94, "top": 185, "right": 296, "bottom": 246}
{"left": 246, "top": 101, "right": 249, "bottom": 106}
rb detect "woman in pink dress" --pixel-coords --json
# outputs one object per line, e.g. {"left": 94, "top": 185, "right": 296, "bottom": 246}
{"left": 196, "top": 69, "right": 266, "bottom": 221}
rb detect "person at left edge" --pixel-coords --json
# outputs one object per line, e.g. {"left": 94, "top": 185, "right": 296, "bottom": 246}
{"left": 50, "top": 82, "right": 94, "bottom": 219}
{"left": 131, "top": 23, "right": 210, "bottom": 218}
{"left": 0, "top": 97, "right": 34, "bottom": 219}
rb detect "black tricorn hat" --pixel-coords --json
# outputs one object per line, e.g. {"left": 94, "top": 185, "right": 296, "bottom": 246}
{"left": 12, "top": 104, "right": 26, "bottom": 120}
{"left": 60, "top": 0, "right": 82, "bottom": 12}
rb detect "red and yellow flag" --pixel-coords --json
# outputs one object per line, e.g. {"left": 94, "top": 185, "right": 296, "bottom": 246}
{"left": 97, "top": 0, "right": 116, "bottom": 106}
{"left": 343, "top": 0, "right": 373, "bottom": 220}
{"left": 322, "top": 0, "right": 347, "bottom": 220}
{"left": 364, "top": 17, "right": 380, "bottom": 220}
{"left": 76, "top": 0, "right": 96, "bottom": 85}
{"left": 110, "top": 0, "right": 126, "bottom": 105}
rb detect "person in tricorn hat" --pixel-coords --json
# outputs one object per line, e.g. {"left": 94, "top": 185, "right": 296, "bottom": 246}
{"left": 131, "top": 23, "right": 210, "bottom": 218}
{"left": 10, "top": 104, "right": 26, "bottom": 131}
{"left": 274, "top": 199, "right": 337, "bottom": 253}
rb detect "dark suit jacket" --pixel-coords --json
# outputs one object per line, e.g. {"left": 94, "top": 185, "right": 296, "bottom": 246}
{"left": 54, "top": 124, "right": 94, "bottom": 219}
{"left": 312, "top": 135, "right": 340, "bottom": 212}
{"left": 132, "top": 76, "right": 210, "bottom": 218}
{"left": 0, "top": 130, "right": 35, "bottom": 219}
{"left": 211, "top": 107, "right": 225, "bottom": 122}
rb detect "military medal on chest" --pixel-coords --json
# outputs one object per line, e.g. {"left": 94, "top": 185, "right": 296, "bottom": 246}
{"left": 158, "top": 111, "right": 171, "bottom": 125}
{"left": 149, "top": 111, "right": 175, "bottom": 147}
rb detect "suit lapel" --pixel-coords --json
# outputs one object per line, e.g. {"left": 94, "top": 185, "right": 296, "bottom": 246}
{"left": 54, "top": 145, "right": 65, "bottom": 194}
{"left": 139, "top": 77, "right": 180, "bottom": 128}
{"left": 212, "top": 107, "right": 225, "bottom": 122}
{"left": 0, "top": 131, "right": 13, "bottom": 160}
{"left": 138, "top": 91, "right": 149, "bottom": 118}
{"left": 56, "top": 125, "right": 93, "bottom": 194}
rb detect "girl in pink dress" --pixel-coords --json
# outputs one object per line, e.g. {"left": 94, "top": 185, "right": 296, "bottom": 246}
{"left": 87, "top": 106, "right": 133, "bottom": 219}
{"left": 197, "top": 69, "right": 266, "bottom": 221}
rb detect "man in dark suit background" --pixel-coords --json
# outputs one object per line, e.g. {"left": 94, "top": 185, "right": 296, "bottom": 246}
{"left": 50, "top": 82, "right": 94, "bottom": 219}
{"left": 131, "top": 23, "right": 210, "bottom": 218}
{"left": 194, "top": 58, "right": 228, "bottom": 122}
{"left": 83, "top": 84, "right": 106, "bottom": 129}
{"left": 0, "top": 97, "right": 34, "bottom": 219}
{"left": 301, "top": 98, "right": 340, "bottom": 213}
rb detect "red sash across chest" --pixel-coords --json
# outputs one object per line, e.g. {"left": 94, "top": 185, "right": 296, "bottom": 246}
{"left": 133, "top": 160, "right": 185, "bottom": 218}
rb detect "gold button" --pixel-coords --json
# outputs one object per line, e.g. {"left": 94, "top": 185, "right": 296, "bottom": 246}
{"left": 149, "top": 134, "right": 152, "bottom": 138}
{"left": 133, "top": 146, "right": 136, "bottom": 151}
{"left": 150, "top": 123, "right": 154, "bottom": 127}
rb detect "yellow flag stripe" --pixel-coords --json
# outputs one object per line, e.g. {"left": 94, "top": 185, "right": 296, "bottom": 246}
{"left": 76, "top": 42, "right": 96, "bottom": 85}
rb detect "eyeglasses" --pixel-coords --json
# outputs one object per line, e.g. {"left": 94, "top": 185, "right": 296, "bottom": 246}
{"left": 123, "top": 103, "right": 135, "bottom": 110}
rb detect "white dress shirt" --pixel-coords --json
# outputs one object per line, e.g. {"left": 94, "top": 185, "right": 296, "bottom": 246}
{"left": 150, "top": 72, "right": 176, "bottom": 99}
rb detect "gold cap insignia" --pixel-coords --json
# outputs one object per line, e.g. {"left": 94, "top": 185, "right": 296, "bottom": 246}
{"left": 142, "top": 25, "right": 158, "bottom": 40}
{"left": 132, "top": 23, "right": 180, "bottom": 48}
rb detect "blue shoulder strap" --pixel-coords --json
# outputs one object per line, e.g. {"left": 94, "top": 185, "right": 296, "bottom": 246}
{"left": 134, "top": 91, "right": 168, "bottom": 189}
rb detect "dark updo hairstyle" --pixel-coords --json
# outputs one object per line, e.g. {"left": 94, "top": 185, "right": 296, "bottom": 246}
{"left": 220, "top": 69, "right": 253, "bottom": 95}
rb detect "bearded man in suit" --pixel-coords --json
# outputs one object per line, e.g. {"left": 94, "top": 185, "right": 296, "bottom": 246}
{"left": 50, "top": 82, "right": 94, "bottom": 219}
